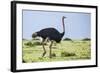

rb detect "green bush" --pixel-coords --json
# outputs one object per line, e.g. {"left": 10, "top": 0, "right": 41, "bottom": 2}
{"left": 22, "top": 60, "right": 26, "bottom": 63}
{"left": 61, "top": 52, "right": 76, "bottom": 57}
{"left": 82, "top": 38, "right": 91, "bottom": 41}
{"left": 51, "top": 53, "right": 56, "bottom": 57}
{"left": 24, "top": 41, "right": 33, "bottom": 47}
{"left": 33, "top": 42, "right": 41, "bottom": 45}
{"left": 63, "top": 38, "right": 73, "bottom": 41}
{"left": 24, "top": 41, "right": 47, "bottom": 47}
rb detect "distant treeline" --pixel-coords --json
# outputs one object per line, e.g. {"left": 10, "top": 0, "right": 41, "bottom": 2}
{"left": 23, "top": 37, "right": 91, "bottom": 41}
{"left": 63, "top": 38, "right": 72, "bottom": 41}
{"left": 82, "top": 38, "right": 91, "bottom": 41}
{"left": 63, "top": 37, "right": 91, "bottom": 41}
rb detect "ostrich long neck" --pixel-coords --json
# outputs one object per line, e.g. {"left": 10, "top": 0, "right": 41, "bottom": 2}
{"left": 60, "top": 17, "right": 65, "bottom": 38}
{"left": 62, "top": 17, "right": 65, "bottom": 33}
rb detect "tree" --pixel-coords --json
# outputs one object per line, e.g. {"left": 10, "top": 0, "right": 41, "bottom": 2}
{"left": 63, "top": 37, "right": 72, "bottom": 41}
{"left": 82, "top": 38, "right": 91, "bottom": 41}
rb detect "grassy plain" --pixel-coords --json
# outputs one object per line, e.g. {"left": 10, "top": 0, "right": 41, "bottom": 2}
{"left": 22, "top": 39, "right": 91, "bottom": 63}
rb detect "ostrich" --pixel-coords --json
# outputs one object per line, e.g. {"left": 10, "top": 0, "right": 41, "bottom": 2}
{"left": 32, "top": 16, "right": 66, "bottom": 58}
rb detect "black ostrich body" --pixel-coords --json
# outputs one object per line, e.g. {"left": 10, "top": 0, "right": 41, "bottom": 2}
{"left": 36, "top": 28, "right": 64, "bottom": 43}
{"left": 32, "top": 16, "right": 66, "bottom": 58}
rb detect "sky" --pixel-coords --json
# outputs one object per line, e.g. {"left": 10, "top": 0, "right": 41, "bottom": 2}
{"left": 22, "top": 10, "right": 91, "bottom": 40}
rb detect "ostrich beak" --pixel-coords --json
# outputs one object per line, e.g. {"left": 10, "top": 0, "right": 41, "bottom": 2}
{"left": 63, "top": 16, "right": 67, "bottom": 19}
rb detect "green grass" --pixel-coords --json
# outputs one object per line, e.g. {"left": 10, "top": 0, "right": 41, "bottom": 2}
{"left": 22, "top": 40, "right": 91, "bottom": 63}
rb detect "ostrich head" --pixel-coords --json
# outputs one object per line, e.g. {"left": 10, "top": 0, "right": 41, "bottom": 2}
{"left": 63, "top": 16, "right": 66, "bottom": 19}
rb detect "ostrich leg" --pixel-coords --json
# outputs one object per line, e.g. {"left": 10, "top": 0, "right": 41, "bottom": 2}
{"left": 49, "top": 40, "right": 53, "bottom": 58}
{"left": 42, "top": 39, "right": 46, "bottom": 57}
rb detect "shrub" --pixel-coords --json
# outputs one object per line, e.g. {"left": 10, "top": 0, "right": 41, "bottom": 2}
{"left": 22, "top": 60, "right": 26, "bottom": 63}
{"left": 82, "top": 38, "right": 91, "bottom": 41}
{"left": 24, "top": 41, "right": 33, "bottom": 47}
{"left": 24, "top": 41, "right": 47, "bottom": 47}
{"left": 63, "top": 38, "right": 73, "bottom": 41}
{"left": 33, "top": 42, "right": 41, "bottom": 45}
{"left": 51, "top": 53, "right": 56, "bottom": 57}
{"left": 61, "top": 52, "right": 76, "bottom": 57}
{"left": 33, "top": 42, "right": 47, "bottom": 45}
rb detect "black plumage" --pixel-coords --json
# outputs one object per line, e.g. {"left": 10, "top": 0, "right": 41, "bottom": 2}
{"left": 34, "top": 28, "right": 64, "bottom": 43}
